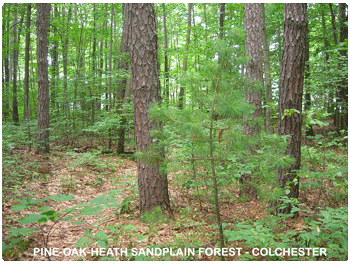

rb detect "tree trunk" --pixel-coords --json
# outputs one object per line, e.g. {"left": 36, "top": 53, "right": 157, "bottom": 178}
{"left": 329, "top": 3, "right": 338, "bottom": 46}
{"left": 116, "top": 3, "right": 130, "bottom": 154}
{"left": 334, "top": 3, "right": 348, "bottom": 132}
{"left": 240, "top": 3, "right": 263, "bottom": 198}
{"left": 261, "top": 4, "right": 273, "bottom": 135}
{"left": 36, "top": 3, "right": 51, "bottom": 155}
{"left": 108, "top": 3, "right": 114, "bottom": 149}
{"left": 62, "top": 5, "right": 72, "bottom": 115}
{"left": 163, "top": 4, "right": 170, "bottom": 105}
{"left": 51, "top": 5, "right": 59, "bottom": 111}
{"left": 24, "top": 4, "right": 31, "bottom": 122}
{"left": 127, "top": 3, "right": 172, "bottom": 215}
{"left": 304, "top": 32, "right": 315, "bottom": 137}
{"left": 12, "top": 4, "right": 21, "bottom": 124}
{"left": 3, "top": 4, "right": 10, "bottom": 121}
{"left": 243, "top": 3, "right": 263, "bottom": 136}
{"left": 178, "top": 3, "right": 192, "bottom": 109}
{"left": 277, "top": 3, "right": 307, "bottom": 215}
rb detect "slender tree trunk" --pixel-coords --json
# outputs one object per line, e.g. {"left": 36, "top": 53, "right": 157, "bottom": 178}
{"left": 163, "top": 4, "right": 170, "bottom": 105}
{"left": 36, "top": 3, "right": 51, "bottom": 155}
{"left": 3, "top": 4, "right": 10, "bottom": 121}
{"left": 277, "top": 3, "right": 307, "bottom": 215}
{"left": 127, "top": 3, "right": 172, "bottom": 215}
{"left": 304, "top": 32, "right": 315, "bottom": 137}
{"left": 178, "top": 3, "right": 192, "bottom": 109}
{"left": 108, "top": 3, "right": 114, "bottom": 149}
{"left": 24, "top": 4, "right": 31, "bottom": 121}
{"left": 51, "top": 5, "right": 59, "bottom": 111}
{"left": 329, "top": 3, "right": 338, "bottom": 46}
{"left": 90, "top": 4, "right": 96, "bottom": 125}
{"left": 12, "top": 4, "right": 20, "bottom": 124}
{"left": 62, "top": 5, "right": 72, "bottom": 115}
{"left": 218, "top": 3, "right": 225, "bottom": 66}
{"left": 24, "top": 4, "right": 32, "bottom": 150}
{"left": 116, "top": 3, "right": 130, "bottom": 154}
{"left": 335, "top": 3, "right": 348, "bottom": 132}
{"left": 261, "top": 4, "right": 273, "bottom": 134}
{"left": 320, "top": 6, "right": 333, "bottom": 114}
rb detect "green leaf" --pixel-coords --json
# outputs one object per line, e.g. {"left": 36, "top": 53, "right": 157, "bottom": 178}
{"left": 41, "top": 210, "right": 57, "bottom": 216}
{"left": 74, "top": 236, "right": 91, "bottom": 248}
{"left": 48, "top": 194, "right": 75, "bottom": 202}
{"left": 18, "top": 214, "right": 45, "bottom": 224}
{"left": 7, "top": 227, "right": 36, "bottom": 238}
{"left": 90, "top": 195, "right": 117, "bottom": 205}
{"left": 80, "top": 206, "right": 102, "bottom": 216}
{"left": 122, "top": 224, "right": 137, "bottom": 231}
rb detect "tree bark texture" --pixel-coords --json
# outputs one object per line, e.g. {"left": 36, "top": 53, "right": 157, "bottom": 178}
{"left": 239, "top": 4, "right": 264, "bottom": 198}
{"left": 127, "top": 3, "right": 171, "bottom": 214}
{"left": 36, "top": 3, "right": 51, "bottom": 154}
{"left": 243, "top": 3, "right": 263, "bottom": 136}
{"left": 117, "top": 3, "right": 131, "bottom": 154}
{"left": 277, "top": 3, "right": 307, "bottom": 215}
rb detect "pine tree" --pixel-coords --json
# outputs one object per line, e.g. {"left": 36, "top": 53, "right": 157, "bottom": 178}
{"left": 127, "top": 3, "right": 172, "bottom": 214}
{"left": 36, "top": 3, "right": 51, "bottom": 154}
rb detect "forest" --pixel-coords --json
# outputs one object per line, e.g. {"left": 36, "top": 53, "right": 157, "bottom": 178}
{"left": 2, "top": 3, "right": 348, "bottom": 261}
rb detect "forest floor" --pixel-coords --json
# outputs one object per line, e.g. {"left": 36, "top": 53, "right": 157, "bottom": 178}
{"left": 2, "top": 124, "right": 348, "bottom": 261}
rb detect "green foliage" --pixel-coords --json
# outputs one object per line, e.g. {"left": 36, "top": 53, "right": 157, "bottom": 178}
{"left": 141, "top": 206, "right": 169, "bottom": 224}
{"left": 2, "top": 2, "right": 348, "bottom": 261}
{"left": 302, "top": 207, "right": 348, "bottom": 260}
{"left": 75, "top": 229, "right": 109, "bottom": 248}
{"left": 5, "top": 188, "right": 122, "bottom": 255}
{"left": 224, "top": 207, "right": 347, "bottom": 261}
{"left": 119, "top": 197, "right": 132, "bottom": 214}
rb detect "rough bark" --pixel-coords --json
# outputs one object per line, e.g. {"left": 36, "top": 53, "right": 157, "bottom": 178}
{"left": 240, "top": 4, "right": 264, "bottom": 199}
{"left": 36, "top": 3, "right": 51, "bottom": 154}
{"left": 243, "top": 3, "right": 263, "bottom": 136}
{"left": 127, "top": 3, "right": 172, "bottom": 215}
{"left": 277, "top": 3, "right": 307, "bottom": 215}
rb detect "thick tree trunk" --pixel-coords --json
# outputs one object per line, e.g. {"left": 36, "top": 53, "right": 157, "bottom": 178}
{"left": 277, "top": 3, "right": 307, "bottom": 215}
{"left": 240, "top": 4, "right": 264, "bottom": 198}
{"left": 36, "top": 3, "right": 51, "bottom": 155}
{"left": 243, "top": 3, "right": 263, "bottom": 136}
{"left": 127, "top": 3, "right": 172, "bottom": 215}
{"left": 3, "top": 5, "right": 10, "bottom": 121}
